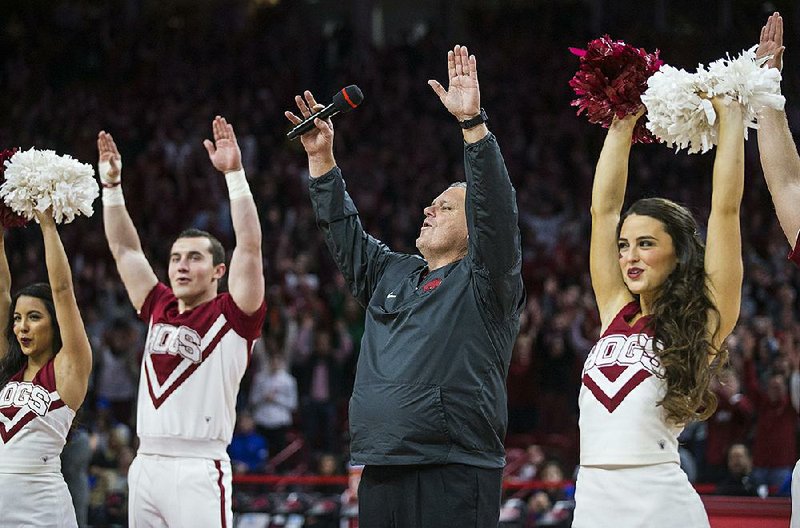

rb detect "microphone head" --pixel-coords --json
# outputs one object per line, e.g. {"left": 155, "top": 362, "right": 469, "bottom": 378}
{"left": 331, "top": 85, "right": 364, "bottom": 113}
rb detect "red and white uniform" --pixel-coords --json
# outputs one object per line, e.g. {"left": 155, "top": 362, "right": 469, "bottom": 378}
{"left": 129, "top": 283, "right": 265, "bottom": 528}
{"left": 0, "top": 358, "right": 78, "bottom": 527}
{"left": 573, "top": 302, "right": 708, "bottom": 527}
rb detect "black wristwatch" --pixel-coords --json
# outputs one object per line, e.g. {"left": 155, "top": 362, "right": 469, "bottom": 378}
{"left": 459, "top": 108, "right": 488, "bottom": 129}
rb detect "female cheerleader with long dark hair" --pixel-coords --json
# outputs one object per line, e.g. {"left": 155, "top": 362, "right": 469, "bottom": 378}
{"left": 574, "top": 96, "right": 744, "bottom": 527}
{"left": 0, "top": 209, "right": 92, "bottom": 527}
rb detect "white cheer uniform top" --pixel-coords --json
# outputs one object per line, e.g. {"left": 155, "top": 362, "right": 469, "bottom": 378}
{"left": 137, "top": 283, "right": 266, "bottom": 460}
{"left": 0, "top": 358, "right": 74, "bottom": 474}
{"left": 579, "top": 301, "right": 682, "bottom": 466}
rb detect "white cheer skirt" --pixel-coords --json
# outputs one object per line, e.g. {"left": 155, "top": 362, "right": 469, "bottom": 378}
{"left": 0, "top": 472, "right": 77, "bottom": 527}
{"left": 572, "top": 462, "right": 709, "bottom": 528}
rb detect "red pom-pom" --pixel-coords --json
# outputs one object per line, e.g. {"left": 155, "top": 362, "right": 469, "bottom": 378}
{"left": 0, "top": 149, "right": 29, "bottom": 228}
{"left": 569, "top": 36, "right": 663, "bottom": 143}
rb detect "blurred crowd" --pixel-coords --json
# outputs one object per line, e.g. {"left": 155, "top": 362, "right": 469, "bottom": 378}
{"left": 3, "top": 1, "right": 800, "bottom": 526}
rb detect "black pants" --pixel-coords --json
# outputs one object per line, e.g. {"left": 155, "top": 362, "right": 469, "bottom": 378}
{"left": 358, "top": 464, "right": 503, "bottom": 528}
{"left": 255, "top": 424, "right": 289, "bottom": 458}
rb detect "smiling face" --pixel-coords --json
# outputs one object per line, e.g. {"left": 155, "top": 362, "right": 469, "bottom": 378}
{"left": 13, "top": 296, "right": 56, "bottom": 361}
{"left": 618, "top": 214, "right": 678, "bottom": 298}
{"left": 415, "top": 186, "right": 468, "bottom": 264}
{"left": 168, "top": 237, "right": 226, "bottom": 309}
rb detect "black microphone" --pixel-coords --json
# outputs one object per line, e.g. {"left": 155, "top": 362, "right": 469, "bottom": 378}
{"left": 287, "top": 85, "right": 364, "bottom": 140}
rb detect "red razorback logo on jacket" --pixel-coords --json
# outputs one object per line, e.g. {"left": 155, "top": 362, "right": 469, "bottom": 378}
{"left": 422, "top": 278, "right": 442, "bottom": 292}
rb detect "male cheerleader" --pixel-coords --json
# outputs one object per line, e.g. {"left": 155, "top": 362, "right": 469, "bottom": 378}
{"left": 755, "top": 11, "right": 800, "bottom": 528}
{"left": 98, "top": 116, "right": 266, "bottom": 527}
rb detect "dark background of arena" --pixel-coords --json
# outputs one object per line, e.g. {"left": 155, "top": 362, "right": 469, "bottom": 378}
{"left": 2, "top": 0, "right": 799, "bottom": 526}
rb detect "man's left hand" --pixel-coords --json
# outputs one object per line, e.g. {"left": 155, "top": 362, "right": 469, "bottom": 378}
{"left": 428, "top": 44, "right": 481, "bottom": 122}
{"left": 204, "top": 115, "right": 243, "bottom": 173}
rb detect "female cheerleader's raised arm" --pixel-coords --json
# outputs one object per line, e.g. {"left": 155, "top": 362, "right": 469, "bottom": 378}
{"left": 590, "top": 109, "right": 643, "bottom": 331}
{"left": 704, "top": 98, "right": 745, "bottom": 348}
{"left": 36, "top": 209, "right": 92, "bottom": 411}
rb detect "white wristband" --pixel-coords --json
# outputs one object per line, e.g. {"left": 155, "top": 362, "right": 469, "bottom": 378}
{"left": 98, "top": 159, "right": 122, "bottom": 185}
{"left": 225, "top": 169, "right": 252, "bottom": 200}
{"left": 102, "top": 186, "right": 125, "bottom": 206}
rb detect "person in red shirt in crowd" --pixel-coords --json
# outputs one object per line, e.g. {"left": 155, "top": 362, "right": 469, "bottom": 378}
{"left": 743, "top": 343, "right": 797, "bottom": 489}
{"left": 507, "top": 325, "right": 538, "bottom": 435}
{"left": 704, "top": 367, "right": 754, "bottom": 482}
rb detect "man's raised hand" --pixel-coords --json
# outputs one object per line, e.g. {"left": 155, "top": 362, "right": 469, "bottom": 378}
{"left": 204, "top": 116, "right": 243, "bottom": 174}
{"left": 285, "top": 90, "right": 334, "bottom": 159}
{"left": 757, "top": 12, "right": 784, "bottom": 71}
{"left": 97, "top": 131, "right": 122, "bottom": 184}
{"left": 428, "top": 45, "right": 481, "bottom": 121}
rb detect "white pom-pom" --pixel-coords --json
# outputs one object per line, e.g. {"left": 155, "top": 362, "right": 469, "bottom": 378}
{"left": 642, "top": 46, "right": 785, "bottom": 154}
{"left": 642, "top": 65, "right": 717, "bottom": 154}
{"left": 702, "top": 46, "right": 785, "bottom": 136}
{"left": 0, "top": 148, "right": 99, "bottom": 224}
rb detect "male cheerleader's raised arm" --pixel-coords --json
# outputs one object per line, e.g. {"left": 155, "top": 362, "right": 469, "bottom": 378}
{"left": 203, "top": 116, "right": 264, "bottom": 315}
{"left": 589, "top": 109, "right": 643, "bottom": 330}
{"left": 98, "top": 131, "right": 158, "bottom": 312}
{"left": 756, "top": 13, "right": 800, "bottom": 245}
{"left": 704, "top": 97, "right": 744, "bottom": 347}
{"left": 0, "top": 228, "right": 10, "bottom": 361}
{"left": 36, "top": 209, "right": 91, "bottom": 411}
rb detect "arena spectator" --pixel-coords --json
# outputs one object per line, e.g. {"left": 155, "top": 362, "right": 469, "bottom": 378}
{"left": 716, "top": 443, "right": 759, "bottom": 497}
{"left": 249, "top": 351, "right": 299, "bottom": 457}
{"left": 229, "top": 412, "right": 269, "bottom": 474}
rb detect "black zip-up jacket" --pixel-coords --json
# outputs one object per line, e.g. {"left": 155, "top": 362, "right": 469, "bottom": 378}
{"left": 309, "top": 133, "right": 524, "bottom": 468}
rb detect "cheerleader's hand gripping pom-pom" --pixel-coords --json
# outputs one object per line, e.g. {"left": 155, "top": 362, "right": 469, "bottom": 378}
{"left": 642, "top": 46, "right": 785, "bottom": 154}
{"left": 641, "top": 66, "right": 717, "bottom": 154}
{"left": 0, "top": 149, "right": 28, "bottom": 228}
{"left": 0, "top": 148, "right": 99, "bottom": 224}
{"left": 569, "top": 35, "right": 663, "bottom": 143}
{"left": 701, "top": 46, "right": 785, "bottom": 134}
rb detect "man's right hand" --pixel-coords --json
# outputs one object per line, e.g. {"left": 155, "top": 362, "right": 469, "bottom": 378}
{"left": 285, "top": 90, "right": 336, "bottom": 177}
{"left": 97, "top": 130, "right": 122, "bottom": 185}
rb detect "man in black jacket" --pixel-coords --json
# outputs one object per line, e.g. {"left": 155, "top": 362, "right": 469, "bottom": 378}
{"left": 716, "top": 444, "right": 758, "bottom": 497}
{"left": 286, "top": 44, "right": 524, "bottom": 527}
